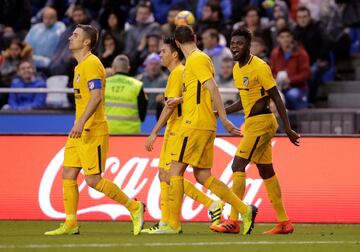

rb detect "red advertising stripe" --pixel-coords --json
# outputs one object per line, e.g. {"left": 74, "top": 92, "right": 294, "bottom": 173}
{"left": 0, "top": 136, "right": 359, "bottom": 223}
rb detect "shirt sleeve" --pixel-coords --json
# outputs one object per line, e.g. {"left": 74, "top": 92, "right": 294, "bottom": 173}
{"left": 258, "top": 63, "right": 277, "bottom": 90}
{"left": 192, "top": 54, "right": 214, "bottom": 84}
{"left": 85, "top": 60, "right": 104, "bottom": 90}
{"left": 165, "top": 69, "right": 183, "bottom": 98}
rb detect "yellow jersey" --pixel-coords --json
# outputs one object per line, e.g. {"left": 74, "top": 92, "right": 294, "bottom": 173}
{"left": 233, "top": 55, "right": 276, "bottom": 118}
{"left": 182, "top": 50, "right": 216, "bottom": 131}
{"left": 164, "top": 64, "right": 184, "bottom": 134}
{"left": 73, "top": 53, "right": 108, "bottom": 135}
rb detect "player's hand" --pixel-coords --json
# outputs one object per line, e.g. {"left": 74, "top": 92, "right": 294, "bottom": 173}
{"left": 222, "top": 119, "right": 241, "bottom": 136}
{"left": 69, "top": 121, "right": 84, "bottom": 138}
{"left": 286, "top": 128, "right": 300, "bottom": 146}
{"left": 166, "top": 97, "right": 182, "bottom": 109}
{"left": 145, "top": 133, "right": 157, "bottom": 151}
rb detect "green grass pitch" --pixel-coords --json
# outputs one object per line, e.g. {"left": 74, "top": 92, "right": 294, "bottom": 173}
{"left": 0, "top": 221, "right": 359, "bottom": 252}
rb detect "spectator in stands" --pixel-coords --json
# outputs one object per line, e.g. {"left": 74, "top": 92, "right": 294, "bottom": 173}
{"left": 161, "top": 5, "right": 182, "bottom": 37}
{"left": 64, "top": 0, "right": 102, "bottom": 20}
{"left": 136, "top": 53, "right": 167, "bottom": 110}
{"left": 124, "top": 1, "right": 161, "bottom": 70}
{"left": 233, "top": 6, "right": 273, "bottom": 50}
{"left": 4, "top": 60, "right": 46, "bottom": 111}
{"left": 195, "top": 0, "right": 232, "bottom": 43}
{"left": 270, "top": 27, "right": 310, "bottom": 110}
{"left": 25, "top": 7, "right": 66, "bottom": 74}
{"left": 97, "top": 11, "right": 126, "bottom": 56}
{"left": 269, "top": 17, "right": 291, "bottom": 50}
{"left": 215, "top": 57, "right": 237, "bottom": 105}
{"left": 294, "top": 6, "right": 330, "bottom": 107}
{"left": 105, "top": 55, "right": 148, "bottom": 134}
{"left": 0, "top": 39, "right": 33, "bottom": 108}
{"left": 250, "top": 36, "right": 269, "bottom": 63}
{"left": 99, "top": 33, "right": 121, "bottom": 68}
{"left": 201, "top": 28, "right": 232, "bottom": 75}
{"left": 196, "top": 0, "right": 232, "bottom": 21}
{"left": 320, "top": 0, "right": 351, "bottom": 59}
{"left": 135, "top": 33, "right": 162, "bottom": 74}
{"left": 0, "top": 0, "right": 32, "bottom": 49}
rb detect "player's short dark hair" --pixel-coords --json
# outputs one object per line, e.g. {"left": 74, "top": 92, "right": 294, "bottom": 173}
{"left": 174, "top": 25, "right": 195, "bottom": 44}
{"left": 231, "top": 27, "right": 252, "bottom": 43}
{"left": 77, "top": 24, "right": 98, "bottom": 49}
{"left": 163, "top": 36, "right": 184, "bottom": 61}
{"left": 277, "top": 27, "right": 293, "bottom": 37}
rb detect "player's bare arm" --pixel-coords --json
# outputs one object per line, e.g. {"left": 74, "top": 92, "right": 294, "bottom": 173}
{"left": 267, "top": 87, "right": 300, "bottom": 146}
{"left": 225, "top": 99, "right": 243, "bottom": 115}
{"left": 165, "top": 97, "right": 183, "bottom": 109}
{"left": 145, "top": 100, "right": 178, "bottom": 151}
{"left": 69, "top": 89, "right": 102, "bottom": 138}
{"left": 214, "top": 99, "right": 243, "bottom": 117}
{"left": 204, "top": 78, "right": 241, "bottom": 136}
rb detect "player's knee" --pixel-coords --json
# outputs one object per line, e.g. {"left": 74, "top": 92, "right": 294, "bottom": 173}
{"left": 231, "top": 157, "right": 248, "bottom": 172}
{"left": 257, "top": 164, "right": 275, "bottom": 179}
{"left": 193, "top": 171, "right": 209, "bottom": 185}
{"left": 85, "top": 175, "right": 101, "bottom": 189}
{"left": 62, "top": 167, "right": 79, "bottom": 180}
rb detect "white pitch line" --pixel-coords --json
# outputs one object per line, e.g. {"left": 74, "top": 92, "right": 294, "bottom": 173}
{"left": 0, "top": 241, "right": 359, "bottom": 249}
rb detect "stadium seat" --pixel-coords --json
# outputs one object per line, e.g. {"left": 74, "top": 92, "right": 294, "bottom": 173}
{"left": 46, "top": 75, "right": 70, "bottom": 108}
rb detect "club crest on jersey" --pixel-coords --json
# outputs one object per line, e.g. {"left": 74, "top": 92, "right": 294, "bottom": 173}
{"left": 243, "top": 77, "right": 249, "bottom": 86}
{"left": 88, "top": 80, "right": 94, "bottom": 89}
{"left": 76, "top": 73, "right": 80, "bottom": 83}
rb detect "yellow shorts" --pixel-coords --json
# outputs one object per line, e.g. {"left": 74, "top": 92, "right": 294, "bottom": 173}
{"left": 172, "top": 127, "right": 216, "bottom": 168}
{"left": 236, "top": 114, "right": 278, "bottom": 164}
{"left": 63, "top": 133, "right": 109, "bottom": 175}
{"left": 159, "top": 131, "right": 178, "bottom": 171}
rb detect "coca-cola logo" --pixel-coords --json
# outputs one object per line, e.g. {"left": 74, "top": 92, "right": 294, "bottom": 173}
{"left": 39, "top": 138, "right": 270, "bottom": 221}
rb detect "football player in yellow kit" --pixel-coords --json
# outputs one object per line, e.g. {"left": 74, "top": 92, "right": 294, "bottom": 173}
{"left": 161, "top": 25, "right": 258, "bottom": 235}
{"left": 211, "top": 27, "right": 300, "bottom": 234}
{"left": 45, "top": 24, "right": 145, "bottom": 236}
{"left": 143, "top": 37, "right": 224, "bottom": 234}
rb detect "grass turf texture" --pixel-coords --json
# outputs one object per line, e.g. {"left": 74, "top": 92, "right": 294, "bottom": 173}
{"left": 0, "top": 221, "right": 359, "bottom": 252}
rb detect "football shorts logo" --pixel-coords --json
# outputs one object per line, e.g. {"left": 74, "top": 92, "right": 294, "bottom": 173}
{"left": 243, "top": 77, "right": 249, "bottom": 86}
{"left": 88, "top": 81, "right": 94, "bottom": 90}
{"left": 76, "top": 74, "right": 80, "bottom": 83}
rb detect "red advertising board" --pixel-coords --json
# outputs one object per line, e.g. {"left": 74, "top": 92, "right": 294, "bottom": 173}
{"left": 0, "top": 136, "right": 359, "bottom": 223}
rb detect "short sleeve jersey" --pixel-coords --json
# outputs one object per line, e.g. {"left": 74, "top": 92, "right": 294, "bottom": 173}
{"left": 233, "top": 55, "right": 276, "bottom": 118}
{"left": 182, "top": 50, "right": 216, "bottom": 131}
{"left": 73, "top": 53, "right": 108, "bottom": 135}
{"left": 164, "top": 64, "right": 184, "bottom": 133}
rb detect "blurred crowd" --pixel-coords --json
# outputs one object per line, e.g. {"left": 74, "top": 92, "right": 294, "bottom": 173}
{"left": 0, "top": 0, "right": 360, "bottom": 112}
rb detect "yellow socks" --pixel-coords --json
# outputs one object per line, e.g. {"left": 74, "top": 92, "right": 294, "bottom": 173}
{"left": 229, "top": 172, "right": 246, "bottom": 221}
{"left": 184, "top": 179, "right": 212, "bottom": 208}
{"left": 264, "top": 175, "right": 289, "bottom": 222}
{"left": 168, "top": 176, "right": 184, "bottom": 230}
{"left": 160, "top": 182, "right": 170, "bottom": 223}
{"left": 204, "top": 176, "right": 248, "bottom": 215}
{"left": 95, "top": 178, "right": 139, "bottom": 213}
{"left": 63, "top": 179, "right": 79, "bottom": 228}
